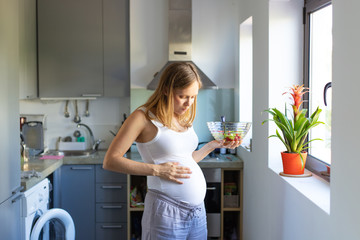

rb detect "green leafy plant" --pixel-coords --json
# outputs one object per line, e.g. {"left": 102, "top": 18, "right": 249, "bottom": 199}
{"left": 262, "top": 85, "right": 324, "bottom": 154}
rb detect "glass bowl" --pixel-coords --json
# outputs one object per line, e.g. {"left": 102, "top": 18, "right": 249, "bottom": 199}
{"left": 207, "top": 122, "right": 251, "bottom": 142}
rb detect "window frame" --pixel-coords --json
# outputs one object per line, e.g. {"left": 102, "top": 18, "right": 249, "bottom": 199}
{"left": 303, "top": 0, "right": 332, "bottom": 182}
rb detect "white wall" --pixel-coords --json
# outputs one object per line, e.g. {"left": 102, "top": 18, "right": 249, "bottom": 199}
{"left": 237, "top": 0, "right": 360, "bottom": 239}
{"left": 130, "top": 0, "right": 239, "bottom": 89}
{"left": 129, "top": 0, "right": 167, "bottom": 88}
{"left": 331, "top": 0, "right": 360, "bottom": 236}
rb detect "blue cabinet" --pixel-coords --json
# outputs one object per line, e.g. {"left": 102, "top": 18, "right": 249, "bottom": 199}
{"left": 95, "top": 165, "right": 127, "bottom": 239}
{"left": 53, "top": 164, "right": 127, "bottom": 240}
{"left": 54, "top": 165, "right": 96, "bottom": 240}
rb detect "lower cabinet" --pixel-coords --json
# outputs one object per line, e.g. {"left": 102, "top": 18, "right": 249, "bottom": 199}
{"left": 222, "top": 169, "right": 243, "bottom": 240}
{"left": 95, "top": 165, "right": 127, "bottom": 239}
{"left": 53, "top": 165, "right": 96, "bottom": 240}
{"left": 128, "top": 175, "right": 147, "bottom": 239}
{"left": 53, "top": 164, "right": 242, "bottom": 240}
{"left": 54, "top": 164, "right": 127, "bottom": 240}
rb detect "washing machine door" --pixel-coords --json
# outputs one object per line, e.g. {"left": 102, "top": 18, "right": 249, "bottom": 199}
{"left": 30, "top": 208, "right": 75, "bottom": 240}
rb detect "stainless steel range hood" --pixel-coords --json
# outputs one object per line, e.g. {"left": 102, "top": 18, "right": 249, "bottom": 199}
{"left": 147, "top": 0, "right": 218, "bottom": 90}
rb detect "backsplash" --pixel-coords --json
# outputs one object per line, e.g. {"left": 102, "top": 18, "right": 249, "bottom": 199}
{"left": 20, "top": 97, "right": 130, "bottom": 150}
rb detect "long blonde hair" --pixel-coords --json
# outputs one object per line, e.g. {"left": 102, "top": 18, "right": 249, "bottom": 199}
{"left": 140, "top": 62, "right": 202, "bottom": 128}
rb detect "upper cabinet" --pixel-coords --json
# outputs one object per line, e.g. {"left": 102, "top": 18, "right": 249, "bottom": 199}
{"left": 19, "top": 0, "right": 37, "bottom": 100}
{"left": 37, "top": 0, "right": 130, "bottom": 98}
{"left": 103, "top": 0, "right": 130, "bottom": 97}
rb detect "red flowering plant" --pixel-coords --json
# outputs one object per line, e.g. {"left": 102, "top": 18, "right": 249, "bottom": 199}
{"left": 262, "top": 85, "right": 324, "bottom": 158}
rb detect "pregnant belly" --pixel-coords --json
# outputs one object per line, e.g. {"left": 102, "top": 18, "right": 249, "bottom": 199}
{"left": 158, "top": 161, "right": 207, "bottom": 206}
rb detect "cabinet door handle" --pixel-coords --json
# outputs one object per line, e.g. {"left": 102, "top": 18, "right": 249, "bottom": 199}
{"left": 101, "top": 185, "right": 123, "bottom": 189}
{"left": 81, "top": 93, "right": 102, "bottom": 97}
{"left": 12, "top": 186, "right": 24, "bottom": 195}
{"left": 207, "top": 187, "right": 217, "bottom": 190}
{"left": 101, "top": 225, "right": 123, "bottom": 229}
{"left": 70, "top": 167, "right": 93, "bottom": 170}
{"left": 11, "top": 194, "right": 22, "bottom": 204}
{"left": 101, "top": 205, "right": 123, "bottom": 209}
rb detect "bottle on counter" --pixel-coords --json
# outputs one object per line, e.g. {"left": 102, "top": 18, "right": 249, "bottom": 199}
{"left": 220, "top": 148, "right": 226, "bottom": 154}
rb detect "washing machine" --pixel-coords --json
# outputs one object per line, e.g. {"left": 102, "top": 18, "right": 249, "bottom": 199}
{"left": 20, "top": 178, "right": 75, "bottom": 240}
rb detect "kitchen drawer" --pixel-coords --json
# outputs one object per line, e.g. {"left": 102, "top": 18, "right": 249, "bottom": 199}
{"left": 95, "top": 165, "right": 127, "bottom": 183}
{"left": 95, "top": 183, "right": 127, "bottom": 202}
{"left": 96, "top": 222, "right": 127, "bottom": 240}
{"left": 96, "top": 203, "right": 126, "bottom": 222}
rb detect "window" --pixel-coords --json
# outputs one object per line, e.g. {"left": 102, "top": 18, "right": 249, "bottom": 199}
{"left": 304, "top": 0, "right": 332, "bottom": 181}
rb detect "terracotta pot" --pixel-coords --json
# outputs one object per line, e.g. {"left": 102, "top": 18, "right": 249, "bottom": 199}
{"left": 281, "top": 151, "right": 308, "bottom": 175}
{"left": 326, "top": 165, "right": 331, "bottom": 174}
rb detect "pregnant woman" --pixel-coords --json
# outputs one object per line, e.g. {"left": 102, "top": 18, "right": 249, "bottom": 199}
{"left": 103, "top": 62, "right": 241, "bottom": 239}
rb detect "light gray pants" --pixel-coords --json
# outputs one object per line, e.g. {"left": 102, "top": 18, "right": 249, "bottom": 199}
{"left": 141, "top": 189, "right": 208, "bottom": 240}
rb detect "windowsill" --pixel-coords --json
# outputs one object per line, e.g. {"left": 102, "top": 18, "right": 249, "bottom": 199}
{"left": 269, "top": 160, "right": 330, "bottom": 214}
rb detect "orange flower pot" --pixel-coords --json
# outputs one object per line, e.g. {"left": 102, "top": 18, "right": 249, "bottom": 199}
{"left": 281, "top": 152, "right": 307, "bottom": 175}
{"left": 326, "top": 165, "right": 331, "bottom": 174}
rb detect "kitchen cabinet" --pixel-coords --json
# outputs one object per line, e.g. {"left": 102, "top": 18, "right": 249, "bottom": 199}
{"left": 53, "top": 164, "right": 127, "bottom": 240}
{"left": 37, "top": 0, "right": 130, "bottom": 98}
{"left": 19, "top": 0, "right": 37, "bottom": 99}
{"left": 95, "top": 165, "right": 127, "bottom": 239}
{"left": 103, "top": 0, "right": 130, "bottom": 97}
{"left": 127, "top": 175, "right": 147, "bottom": 239}
{"left": 53, "top": 165, "right": 96, "bottom": 240}
{"left": 222, "top": 169, "right": 243, "bottom": 240}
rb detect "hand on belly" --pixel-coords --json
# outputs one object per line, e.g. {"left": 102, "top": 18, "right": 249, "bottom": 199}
{"left": 155, "top": 161, "right": 192, "bottom": 184}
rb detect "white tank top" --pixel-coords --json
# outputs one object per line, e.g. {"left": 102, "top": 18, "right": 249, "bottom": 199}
{"left": 135, "top": 109, "right": 206, "bottom": 206}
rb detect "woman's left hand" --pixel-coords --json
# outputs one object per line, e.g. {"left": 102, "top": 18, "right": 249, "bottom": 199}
{"left": 193, "top": 139, "right": 243, "bottom": 163}
{"left": 208, "top": 139, "right": 242, "bottom": 149}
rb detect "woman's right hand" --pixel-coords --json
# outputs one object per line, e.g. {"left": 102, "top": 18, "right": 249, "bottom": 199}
{"left": 153, "top": 162, "right": 192, "bottom": 184}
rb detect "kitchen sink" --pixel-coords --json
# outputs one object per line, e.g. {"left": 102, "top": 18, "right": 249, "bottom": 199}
{"left": 58, "top": 149, "right": 97, "bottom": 157}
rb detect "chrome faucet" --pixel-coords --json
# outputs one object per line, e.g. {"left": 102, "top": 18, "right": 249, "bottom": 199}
{"left": 77, "top": 123, "right": 104, "bottom": 150}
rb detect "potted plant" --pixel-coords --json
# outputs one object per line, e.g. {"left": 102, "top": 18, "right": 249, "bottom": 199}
{"left": 262, "top": 85, "right": 324, "bottom": 175}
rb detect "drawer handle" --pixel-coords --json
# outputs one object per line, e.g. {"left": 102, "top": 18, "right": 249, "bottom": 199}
{"left": 12, "top": 186, "right": 24, "bottom": 195}
{"left": 101, "top": 205, "right": 123, "bottom": 209}
{"left": 71, "top": 167, "right": 93, "bottom": 170}
{"left": 207, "top": 187, "right": 217, "bottom": 190}
{"left": 101, "top": 185, "right": 123, "bottom": 189}
{"left": 81, "top": 93, "right": 102, "bottom": 97}
{"left": 101, "top": 225, "right": 123, "bottom": 229}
